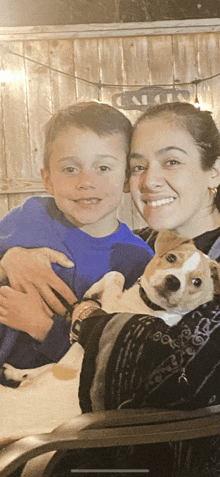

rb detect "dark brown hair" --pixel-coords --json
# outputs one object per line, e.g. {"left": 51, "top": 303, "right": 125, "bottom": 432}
{"left": 43, "top": 102, "right": 132, "bottom": 171}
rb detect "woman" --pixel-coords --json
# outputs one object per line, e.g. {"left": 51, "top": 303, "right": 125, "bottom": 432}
{"left": 2, "top": 102, "right": 220, "bottom": 475}
{"left": 63, "top": 102, "right": 220, "bottom": 476}
{"left": 76, "top": 101, "right": 220, "bottom": 408}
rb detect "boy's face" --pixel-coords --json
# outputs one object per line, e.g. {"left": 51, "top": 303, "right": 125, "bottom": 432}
{"left": 41, "top": 126, "right": 128, "bottom": 237}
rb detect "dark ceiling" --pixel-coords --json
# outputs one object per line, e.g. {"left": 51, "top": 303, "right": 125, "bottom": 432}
{"left": 0, "top": 0, "right": 219, "bottom": 27}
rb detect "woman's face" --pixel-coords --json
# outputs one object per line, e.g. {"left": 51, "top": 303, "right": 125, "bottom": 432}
{"left": 129, "top": 116, "right": 218, "bottom": 238}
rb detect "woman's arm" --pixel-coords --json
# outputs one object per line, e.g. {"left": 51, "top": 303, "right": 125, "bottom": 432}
{"left": 71, "top": 297, "right": 220, "bottom": 412}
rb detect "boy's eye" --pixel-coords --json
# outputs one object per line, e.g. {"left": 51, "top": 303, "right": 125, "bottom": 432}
{"left": 64, "top": 167, "right": 77, "bottom": 174}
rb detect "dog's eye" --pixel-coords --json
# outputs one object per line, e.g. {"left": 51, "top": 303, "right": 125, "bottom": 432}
{"left": 166, "top": 254, "right": 177, "bottom": 263}
{"left": 192, "top": 278, "right": 202, "bottom": 287}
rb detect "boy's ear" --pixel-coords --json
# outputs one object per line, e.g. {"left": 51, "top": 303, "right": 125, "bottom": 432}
{"left": 123, "top": 176, "right": 130, "bottom": 193}
{"left": 41, "top": 168, "right": 54, "bottom": 196}
{"left": 209, "top": 158, "right": 220, "bottom": 189}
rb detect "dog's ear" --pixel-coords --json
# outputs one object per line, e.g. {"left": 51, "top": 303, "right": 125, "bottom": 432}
{"left": 155, "top": 229, "right": 193, "bottom": 256}
{"left": 210, "top": 261, "right": 220, "bottom": 295}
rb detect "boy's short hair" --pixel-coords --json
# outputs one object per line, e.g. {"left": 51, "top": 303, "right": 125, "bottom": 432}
{"left": 43, "top": 102, "right": 132, "bottom": 170}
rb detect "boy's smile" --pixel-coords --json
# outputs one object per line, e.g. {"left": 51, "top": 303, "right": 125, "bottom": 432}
{"left": 41, "top": 126, "right": 128, "bottom": 237}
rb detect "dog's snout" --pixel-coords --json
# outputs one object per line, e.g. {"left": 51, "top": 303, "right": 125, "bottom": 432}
{"left": 165, "top": 275, "right": 180, "bottom": 291}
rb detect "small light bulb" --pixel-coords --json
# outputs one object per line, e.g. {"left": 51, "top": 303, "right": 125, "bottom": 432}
{"left": 0, "top": 70, "right": 14, "bottom": 83}
{"left": 194, "top": 93, "right": 203, "bottom": 110}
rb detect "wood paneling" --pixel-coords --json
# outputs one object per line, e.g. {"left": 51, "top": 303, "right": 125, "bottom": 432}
{"left": 0, "top": 26, "right": 220, "bottom": 229}
{"left": 0, "top": 19, "right": 220, "bottom": 41}
{"left": 49, "top": 39, "right": 76, "bottom": 112}
{"left": 122, "top": 35, "right": 149, "bottom": 124}
{"left": 74, "top": 38, "right": 100, "bottom": 101}
{"left": 197, "top": 33, "right": 220, "bottom": 127}
{"left": 99, "top": 37, "right": 124, "bottom": 105}
{"left": 172, "top": 33, "right": 198, "bottom": 87}
{"left": 148, "top": 35, "right": 174, "bottom": 86}
{"left": 24, "top": 40, "right": 51, "bottom": 176}
{"left": 1, "top": 42, "right": 30, "bottom": 178}
{"left": 0, "top": 178, "right": 45, "bottom": 194}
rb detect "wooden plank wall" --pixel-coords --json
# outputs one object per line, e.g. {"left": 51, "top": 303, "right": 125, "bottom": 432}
{"left": 0, "top": 26, "right": 220, "bottom": 229}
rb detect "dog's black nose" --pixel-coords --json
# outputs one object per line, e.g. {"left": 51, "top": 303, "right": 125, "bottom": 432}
{"left": 165, "top": 275, "right": 180, "bottom": 291}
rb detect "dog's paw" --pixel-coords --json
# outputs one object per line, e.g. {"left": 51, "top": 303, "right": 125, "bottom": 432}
{"left": 109, "top": 271, "right": 125, "bottom": 289}
{"left": 3, "top": 363, "right": 28, "bottom": 384}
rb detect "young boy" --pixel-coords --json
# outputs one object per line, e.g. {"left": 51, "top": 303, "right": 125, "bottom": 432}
{"left": 0, "top": 102, "right": 153, "bottom": 385}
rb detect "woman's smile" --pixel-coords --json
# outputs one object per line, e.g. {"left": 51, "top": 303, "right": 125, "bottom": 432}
{"left": 142, "top": 196, "right": 175, "bottom": 208}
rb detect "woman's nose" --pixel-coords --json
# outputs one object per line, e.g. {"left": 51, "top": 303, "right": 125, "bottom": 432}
{"left": 140, "top": 165, "right": 164, "bottom": 190}
{"left": 76, "top": 170, "right": 96, "bottom": 189}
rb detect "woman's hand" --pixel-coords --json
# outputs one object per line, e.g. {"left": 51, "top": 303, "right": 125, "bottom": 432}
{"left": 70, "top": 300, "right": 103, "bottom": 343}
{"left": 0, "top": 247, "right": 76, "bottom": 315}
{"left": 0, "top": 285, "right": 54, "bottom": 341}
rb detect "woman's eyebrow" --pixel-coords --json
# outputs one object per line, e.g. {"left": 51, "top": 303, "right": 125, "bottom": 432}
{"left": 129, "top": 152, "right": 144, "bottom": 160}
{"left": 130, "top": 146, "right": 187, "bottom": 161}
{"left": 156, "top": 146, "right": 187, "bottom": 155}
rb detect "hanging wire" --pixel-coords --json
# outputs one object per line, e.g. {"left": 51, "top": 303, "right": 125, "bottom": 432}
{"left": 2, "top": 46, "right": 220, "bottom": 93}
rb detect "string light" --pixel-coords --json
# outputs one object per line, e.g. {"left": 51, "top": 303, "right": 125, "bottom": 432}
{"left": 192, "top": 79, "right": 203, "bottom": 110}
{"left": 97, "top": 82, "right": 102, "bottom": 102}
{"left": 2, "top": 46, "right": 220, "bottom": 102}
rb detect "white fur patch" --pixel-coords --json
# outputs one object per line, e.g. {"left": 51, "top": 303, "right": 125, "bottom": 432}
{"left": 182, "top": 252, "right": 201, "bottom": 273}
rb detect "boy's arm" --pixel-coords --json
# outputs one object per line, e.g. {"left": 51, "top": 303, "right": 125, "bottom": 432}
{"left": 0, "top": 247, "right": 76, "bottom": 315}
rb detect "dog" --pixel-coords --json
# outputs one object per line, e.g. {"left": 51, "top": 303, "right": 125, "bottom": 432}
{"left": 84, "top": 229, "right": 220, "bottom": 326}
{"left": 3, "top": 229, "right": 220, "bottom": 385}
{"left": 1, "top": 229, "right": 220, "bottom": 439}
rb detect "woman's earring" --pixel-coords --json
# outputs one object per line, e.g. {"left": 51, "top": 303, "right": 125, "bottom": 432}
{"left": 211, "top": 187, "right": 218, "bottom": 198}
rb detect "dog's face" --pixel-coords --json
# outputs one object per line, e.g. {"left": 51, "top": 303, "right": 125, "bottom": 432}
{"left": 140, "top": 229, "right": 220, "bottom": 314}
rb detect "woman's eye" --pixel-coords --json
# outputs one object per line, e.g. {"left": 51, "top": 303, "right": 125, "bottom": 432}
{"left": 165, "top": 159, "right": 181, "bottom": 167}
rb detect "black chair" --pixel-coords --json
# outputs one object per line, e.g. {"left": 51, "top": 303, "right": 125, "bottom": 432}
{"left": 0, "top": 405, "right": 220, "bottom": 477}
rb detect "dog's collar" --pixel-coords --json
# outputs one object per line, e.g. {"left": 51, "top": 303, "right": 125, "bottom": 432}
{"left": 138, "top": 278, "right": 166, "bottom": 312}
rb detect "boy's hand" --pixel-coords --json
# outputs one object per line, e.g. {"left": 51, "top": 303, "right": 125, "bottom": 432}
{"left": 0, "top": 285, "right": 54, "bottom": 341}
{"left": 0, "top": 247, "right": 76, "bottom": 315}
